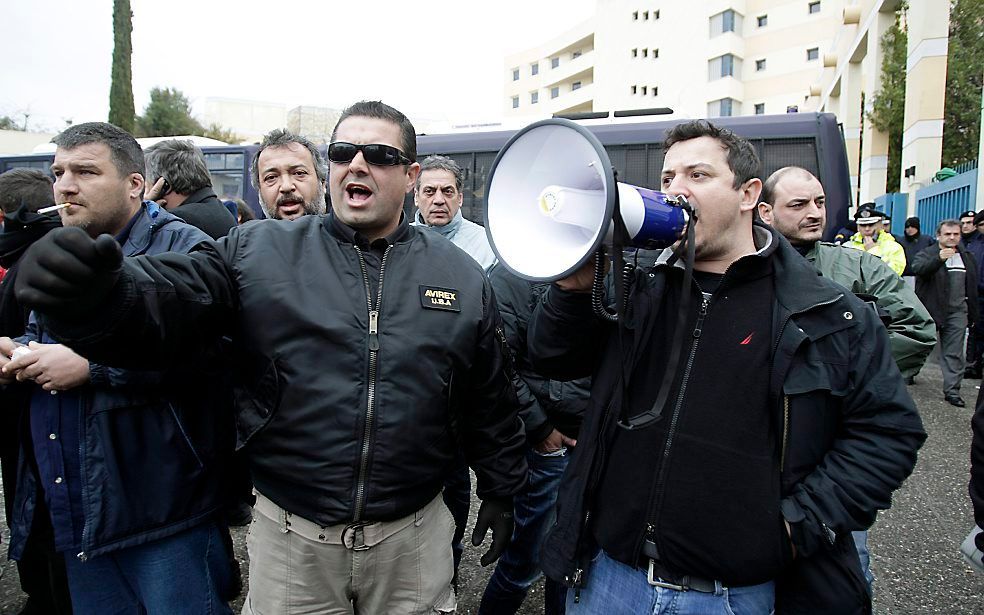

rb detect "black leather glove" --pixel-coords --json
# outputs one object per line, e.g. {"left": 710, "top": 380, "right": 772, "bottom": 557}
{"left": 14, "top": 227, "right": 123, "bottom": 320}
{"left": 471, "top": 497, "right": 514, "bottom": 566}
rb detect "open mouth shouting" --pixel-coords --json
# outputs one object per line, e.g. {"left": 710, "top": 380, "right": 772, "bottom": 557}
{"left": 345, "top": 182, "right": 374, "bottom": 207}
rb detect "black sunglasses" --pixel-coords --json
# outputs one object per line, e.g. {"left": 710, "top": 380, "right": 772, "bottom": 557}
{"left": 327, "top": 142, "right": 413, "bottom": 166}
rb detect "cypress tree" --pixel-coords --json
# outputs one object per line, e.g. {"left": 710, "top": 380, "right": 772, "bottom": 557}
{"left": 108, "top": 0, "right": 135, "bottom": 132}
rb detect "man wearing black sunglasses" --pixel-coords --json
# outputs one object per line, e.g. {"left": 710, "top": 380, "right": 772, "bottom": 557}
{"left": 11, "top": 100, "right": 527, "bottom": 615}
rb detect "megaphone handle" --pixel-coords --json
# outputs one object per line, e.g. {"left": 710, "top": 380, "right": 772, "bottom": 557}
{"left": 591, "top": 250, "right": 618, "bottom": 323}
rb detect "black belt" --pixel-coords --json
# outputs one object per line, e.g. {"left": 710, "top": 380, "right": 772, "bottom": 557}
{"left": 640, "top": 540, "right": 720, "bottom": 594}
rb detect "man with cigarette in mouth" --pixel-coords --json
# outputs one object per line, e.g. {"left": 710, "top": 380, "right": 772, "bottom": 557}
{"left": 11, "top": 102, "right": 527, "bottom": 614}
{"left": 250, "top": 128, "right": 327, "bottom": 220}
{"left": 0, "top": 122, "right": 237, "bottom": 614}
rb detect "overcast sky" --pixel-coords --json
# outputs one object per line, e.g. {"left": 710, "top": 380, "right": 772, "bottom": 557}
{"left": 1, "top": 0, "right": 597, "bottom": 133}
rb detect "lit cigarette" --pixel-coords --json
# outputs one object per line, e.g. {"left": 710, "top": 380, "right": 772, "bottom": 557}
{"left": 38, "top": 203, "right": 72, "bottom": 214}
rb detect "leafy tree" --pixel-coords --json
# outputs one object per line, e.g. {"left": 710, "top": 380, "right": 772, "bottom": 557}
{"left": 0, "top": 116, "right": 24, "bottom": 131}
{"left": 867, "top": 5, "right": 907, "bottom": 193}
{"left": 201, "top": 123, "right": 242, "bottom": 144}
{"left": 942, "top": 0, "right": 984, "bottom": 168}
{"left": 108, "top": 0, "right": 135, "bottom": 132}
{"left": 136, "top": 87, "right": 203, "bottom": 137}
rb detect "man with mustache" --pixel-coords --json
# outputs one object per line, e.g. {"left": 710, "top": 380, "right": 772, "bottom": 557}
{"left": 10, "top": 102, "right": 527, "bottom": 614}
{"left": 250, "top": 129, "right": 327, "bottom": 220}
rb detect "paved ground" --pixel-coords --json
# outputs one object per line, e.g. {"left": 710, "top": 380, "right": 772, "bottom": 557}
{"left": 1, "top": 360, "right": 984, "bottom": 614}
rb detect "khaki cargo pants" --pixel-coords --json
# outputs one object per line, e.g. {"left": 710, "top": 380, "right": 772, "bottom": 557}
{"left": 242, "top": 491, "right": 457, "bottom": 614}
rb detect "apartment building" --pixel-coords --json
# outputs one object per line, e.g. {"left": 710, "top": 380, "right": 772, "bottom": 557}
{"left": 504, "top": 0, "right": 846, "bottom": 119}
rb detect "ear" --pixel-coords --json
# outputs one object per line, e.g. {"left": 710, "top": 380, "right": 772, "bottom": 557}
{"left": 404, "top": 162, "right": 421, "bottom": 195}
{"left": 129, "top": 173, "right": 145, "bottom": 201}
{"left": 757, "top": 202, "right": 774, "bottom": 224}
{"left": 739, "top": 178, "right": 762, "bottom": 213}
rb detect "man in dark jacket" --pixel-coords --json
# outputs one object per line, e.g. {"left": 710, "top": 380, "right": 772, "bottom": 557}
{"left": 144, "top": 138, "right": 237, "bottom": 239}
{"left": 10, "top": 102, "right": 527, "bottom": 615}
{"left": 479, "top": 265, "right": 591, "bottom": 615}
{"left": 0, "top": 168, "right": 72, "bottom": 615}
{"left": 913, "top": 219, "right": 981, "bottom": 407}
{"left": 0, "top": 123, "right": 233, "bottom": 614}
{"left": 528, "top": 120, "right": 925, "bottom": 614}
{"left": 961, "top": 211, "right": 984, "bottom": 378}
{"left": 899, "top": 217, "right": 935, "bottom": 283}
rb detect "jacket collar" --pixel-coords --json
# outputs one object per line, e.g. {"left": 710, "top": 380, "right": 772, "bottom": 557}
{"left": 413, "top": 209, "right": 462, "bottom": 238}
{"left": 118, "top": 201, "right": 181, "bottom": 257}
{"left": 325, "top": 209, "right": 412, "bottom": 248}
{"left": 181, "top": 186, "right": 219, "bottom": 205}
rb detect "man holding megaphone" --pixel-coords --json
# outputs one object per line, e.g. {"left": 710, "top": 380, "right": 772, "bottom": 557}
{"left": 525, "top": 120, "right": 925, "bottom": 614}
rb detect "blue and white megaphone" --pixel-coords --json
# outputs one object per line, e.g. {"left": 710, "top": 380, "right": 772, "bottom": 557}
{"left": 484, "top": 118, "right": 690, "bottom": 282}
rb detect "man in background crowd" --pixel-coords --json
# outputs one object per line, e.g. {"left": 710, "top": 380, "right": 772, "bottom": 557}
{"left": 250, "top": 129, "right": 327, "bottom": 220}
{"left": 848, "top": 204, "right": 906, "bottom": 276}
{"left": 913, "top": 220, "right": 980, "bottom": 407}
{"left": 144, "top": 139, "right": 236, "bottom": 239}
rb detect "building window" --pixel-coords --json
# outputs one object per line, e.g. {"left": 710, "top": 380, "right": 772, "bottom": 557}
{"left": 572, "top": 50, "right": 582, "bottom": 59}
{"left": 633, "top": 10, "right": 638, "bottom": 20}
{"left": 653, "top": 48, "right": 659, "bottom": 58}
{"left": 755, "top": 58, "right": 766, "bottom": 71}
{"left": 710, "top": 9, "right": 742, "bottom": 36}
{"left": 708, "top": 53, "right": 740, "bottom": 79}
{"left": 806, "top": 47, "right": 819, "bottom": 61}
{"left": 531, "top": 63, "right": 539, "bottom": 76}
{"left": 572, "top": 81, "right": 582, "bottom": 90}
{"left": 551, "top": 57, "right": 560, "bottom": 69}
{"left": 512, "top": 96, "right": 519, "bottom": 109}
{"left": 512, "top": 68, "right": 519, "bottom": 81}
{"left": 641, "top": 86, "right": 648, "bottom": 95}
{"left": 531, "top": 91, "right": 539, "bottom": 104}
{"left": 787, "top": 105, "right": 800, "bottom": 113}
{"left": 757, "top": 14, "right": 768, "bottom": 27}
{"left": 808, "top": 1, "right": 821, "bottom": 14}
{"left": 642, "top": 48, "right": 648, "bottom": 58}
{"left": 643, "top": 10, "right": 649, "bottom": 19}
{"left": 754, "top": 103, "right": 765, "bottom": 115}
{"left": 631, "top": 85, "right": 638, "bottom": 95}
{"left": 551, "top": 86, "right": 560, "bottom": 99}
{"left": 654, "top": 9, "right": 660, "bottom": 19}
{"left": 708, "top": 98, "right": 737, "bottom": 117}
{"left": 632, "top": 48, "right": 638, "bottom": 58}
{"left": 652, "top": 86, "right": 658, "bottom": 96}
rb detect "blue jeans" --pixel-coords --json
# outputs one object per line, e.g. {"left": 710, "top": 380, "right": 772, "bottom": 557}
{"left": 63, "top": 521, "right": 233, "bottom": 615}
{"left": 479, "top": 447, "right": 569, "bottom": 615}
{"left": 566, "top": 550, "right": 775, "bottom": 615}
{"left": 852, "top": 530, "right": 874, "bottom": 595}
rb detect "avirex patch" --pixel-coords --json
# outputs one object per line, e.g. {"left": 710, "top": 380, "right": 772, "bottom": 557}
{"left": 419, "top": 286, "right": 460, "bottom": 312}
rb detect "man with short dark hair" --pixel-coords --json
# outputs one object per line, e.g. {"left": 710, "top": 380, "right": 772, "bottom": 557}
{"left": 960, "top": 210, "right": 978, "bottom": 244}
{"left": 250, "top": 129, "right": 327, "bottom": 220}
{"left": 913, "top": 220, "right": 981, "bottom": 407}
{"left": 0, "top": 122, "right": 235, "bottom": 614}
{"left": 414, "top": 155, "right": 496, "bottom": 271}
{"left": 962, "top": 211, "right": 984, "bottom": 379}
{"left": 144, "top": 139, "right": 236, "bottom": 239}
{"left": 11, "top": 103, "right": 527, "bottom": 614}
{"left": 900, "top": 216, "right": 935, "bottom": 281}
{"left": 529, "top": 120, "right": 924, "bottom": 614}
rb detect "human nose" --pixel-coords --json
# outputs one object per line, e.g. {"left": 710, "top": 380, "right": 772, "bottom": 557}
{"left": 348, "top": 150, "right": 369, "bottom": 175}
{"left": 664, "top": 176, "right": 690, "bottom": 198}
{"left": 278, "top": 173, "right": 295, "bottom": 193}
{"left": 55, "top": 172, "right": 78, "bottom": 198}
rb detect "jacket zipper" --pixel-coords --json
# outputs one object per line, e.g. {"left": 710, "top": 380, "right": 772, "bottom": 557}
{"left": 781, "top": 395, "right": 790, "bottom": 472}
{"left": 352, "top": 244, "right": 391, "bottom": 523}
{"left": 78, "top": 399, "right": 90, "bottom": 561}
{"left": 643, "top": 293, "right": 710, "bottom": 558}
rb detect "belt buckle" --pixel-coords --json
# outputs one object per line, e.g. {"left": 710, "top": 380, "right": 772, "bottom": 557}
{"left": 342, "top": 523, "right": 371, "bottom": 551}
{"left": 647, "top": 559, "right": 687, "bottom": 591}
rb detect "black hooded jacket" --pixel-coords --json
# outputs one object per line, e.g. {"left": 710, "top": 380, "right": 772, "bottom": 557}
{"left": 168, "top": 186, "right": 236, "bottom": 240}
